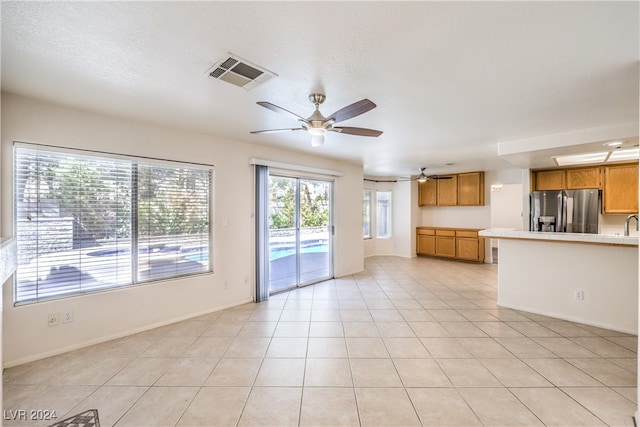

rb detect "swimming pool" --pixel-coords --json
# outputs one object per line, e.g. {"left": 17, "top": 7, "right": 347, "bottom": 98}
{"left": 269, "top": 243, "right": 329, "bottom": 261}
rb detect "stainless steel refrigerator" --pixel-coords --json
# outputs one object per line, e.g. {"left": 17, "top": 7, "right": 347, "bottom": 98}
{"left": 530, "top": 189, "right": 600, "bottom": 233}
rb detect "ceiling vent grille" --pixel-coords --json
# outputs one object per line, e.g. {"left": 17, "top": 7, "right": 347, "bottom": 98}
{"left": 207, "top": 54, "right": 276, "bottom": 90}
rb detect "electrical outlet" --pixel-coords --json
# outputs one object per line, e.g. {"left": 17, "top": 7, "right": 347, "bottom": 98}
{"left": 62, "top": 310, "right": 73, "bottom": 323}
{"left": 574, "top": 290, "right": 584, "bottom": 301}
{"left": 224, "top": 281, "right": 228, "bottom": 289}
{"left": 48, "top": 313, "right": 60, "bottom": 327}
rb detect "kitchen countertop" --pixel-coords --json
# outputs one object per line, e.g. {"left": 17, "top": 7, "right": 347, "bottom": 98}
{"left": 416, "top": 226, "right": 484, "bottom": 231}
{"left": 479, "top": 228, "right": 638, "bottom": 246}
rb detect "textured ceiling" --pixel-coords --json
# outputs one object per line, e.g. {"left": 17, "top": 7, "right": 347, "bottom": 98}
{"left": 2, "top": 1, "right": 638, "bottom": 177}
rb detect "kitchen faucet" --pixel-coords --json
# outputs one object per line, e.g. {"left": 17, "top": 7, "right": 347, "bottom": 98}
{"left": 624, "top": 214, "right": 639, "bottom": 236}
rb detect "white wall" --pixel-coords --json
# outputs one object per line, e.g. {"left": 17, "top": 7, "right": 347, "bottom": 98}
{"left": 1, "top": 93, "right": 364, "bottom": 366}
{"left": 498, "top": 238, "right": 638, "bottom": 334}
{"left": 363, "top": 180, "right": 393, "bottom": 257}
{"left": 361, "top": 179, "right": 418, "bottom": 258}
{"left": 490, "top": 184, "right": 523, "bottom": 230}
{"left": 392, "top": 180, "right": 416, "bottom": 258}
{"left": 601, "top": 215, "right": 639, "bottom": 237}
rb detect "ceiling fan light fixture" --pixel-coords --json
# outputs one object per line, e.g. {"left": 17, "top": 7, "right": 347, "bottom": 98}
{"left": 415, "top": 167, "right": 428, "bottom": 182}
{"left": 308, "top": 126, "right": 326, "bottom": 136}
{"left": 311, "top": 134, "right": 325, "bottom": 147}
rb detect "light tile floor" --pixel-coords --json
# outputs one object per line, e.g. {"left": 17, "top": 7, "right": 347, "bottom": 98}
{"left": 3, "top": 256, "right": 638, "bottom": 426}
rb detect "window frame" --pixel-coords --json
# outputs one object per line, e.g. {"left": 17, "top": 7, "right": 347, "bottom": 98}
{"left": 13, "top": 142, "right": 214, "bottom": 305}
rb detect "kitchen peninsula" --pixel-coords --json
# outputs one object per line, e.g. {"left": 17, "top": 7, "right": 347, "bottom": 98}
{"left": 480, "top": 229, "right": 638, "bottom": 334}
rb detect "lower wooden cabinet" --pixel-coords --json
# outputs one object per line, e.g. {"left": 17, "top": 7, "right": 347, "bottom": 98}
{"left": 456, "top": 230, "right": 485, "bottom": 261}
{"left": 435, "top": 229, "right": 456, "bottom": 257}
{"left": 416, "top": 233, "right": 435, "bottom": 256}
{"left": 417, "top": 227, "right": 485, "bottom": 262}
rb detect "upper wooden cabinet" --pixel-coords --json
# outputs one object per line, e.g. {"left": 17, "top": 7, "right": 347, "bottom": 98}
{"left": 566, "top": 167, "right": 601, "bottom": 189}
{"left": 603, "top": 163, "right": 638, "bottom": 214}
{"left": 533, "top": 163, "right": 637, "bottom": 215}
{"left": 534, "top": 169, "right": 566, "bottom": 190}
{"left": 437, "top": 176, "right": 458, "bottom": 206}
{"left": 418, "top": 179, "right": 437, "bottom": 206}
{"left": 457, "top": 172, "right": 485, "bottom": 206}
{"left": 418, "top": 171, "right": 484, "bottom": 207}
{"left": 533, "top": 166, "right": 602, "bottom": 190}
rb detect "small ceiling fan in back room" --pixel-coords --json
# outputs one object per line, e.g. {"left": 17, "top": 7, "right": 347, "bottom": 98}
{"left": 364, "top": 168, "right": 453, "bottom": 183}
{"left": 250, "top": 93, "right": 383, "bottom": 147}
{"left": 410, "top": 167, "right": 452, "bottom": 182}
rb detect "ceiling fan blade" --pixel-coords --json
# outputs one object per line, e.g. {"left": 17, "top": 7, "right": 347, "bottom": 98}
{"left": 333, "top": 126, "right": 383, "bottom": 137}
{"left": 328, "top": 99, "right": 377, "bottom": 123}
{"left": 256, "top": 101, "right": 307, "bottom": 122}
{"left": 250, "top": 128, "right": 304, "bottom": 134}
{"left": 429, "top": 175, "right": 453, "bottom": 180}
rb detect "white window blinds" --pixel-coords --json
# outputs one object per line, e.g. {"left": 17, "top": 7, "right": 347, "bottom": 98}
{"left": 376, "top": 190, "right": 392, "bottom": 239}
{"left": 14, "top": 144, "right": 213, "bottom": 304}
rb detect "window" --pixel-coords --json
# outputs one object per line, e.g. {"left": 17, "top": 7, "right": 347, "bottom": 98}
{"left": 14, "top": 144, "right": 213, "bottom": 304}
{"left": 363, "top": 190, "right": 372, "bottom": 239}
{"left": 376, "top": 190, "right": 392, "bottom": 239}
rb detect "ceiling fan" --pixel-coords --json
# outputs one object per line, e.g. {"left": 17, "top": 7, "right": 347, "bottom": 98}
{"left": 250, "top": 93, "right": 383, "bottom": 147}
{"left": 365, "top": 168, "right": 453, "bottom": 183}
{"left": 405, "top": 167, "right": 452, "bottom": 182}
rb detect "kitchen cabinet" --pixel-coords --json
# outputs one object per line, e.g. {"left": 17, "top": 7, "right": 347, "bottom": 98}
{"left": 418, "top": 179, "right": 437, "bottom": 206}
{"left": 457, "top": 172, "right": 485, "bottom": 206}
{"left": 436, "top": 176, "right": 458, "bottom": 206}
{"left": 566, "top": 167, "right": 601, "bottom": 189}
{"left": 416, "top": 227, "right": 485, "bottom": 262}
{"left": 534, "top": 166, "right": 603, "bottom": 190}
{"left": 534, "top": 169, "right": 566, "bottom": 190}
{"left": 416, "top": 228, "right": 435, "bottom": 255}
{"left": 603, "top": 163, "right": 638, "bottom": 214}
{"left": 533, "top": 164, "right": 635, "bottom": 215}
{"left": 418, "top": 171, "right": 484, "bottom": 207}
{"left": 455, "top": 230, "right": 484, "bottom": 261}
{"left": 435, "top": 229, "right": 456, "bottom": 257}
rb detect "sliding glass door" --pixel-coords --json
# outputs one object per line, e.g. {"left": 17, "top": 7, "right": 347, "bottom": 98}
{"left": 268, "top": 175, "right": 332, "bottom": 293}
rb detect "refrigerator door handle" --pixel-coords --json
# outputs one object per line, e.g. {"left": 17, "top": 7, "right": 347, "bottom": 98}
{"left": 560, "top": 191, "right": 568, "bottom": 232}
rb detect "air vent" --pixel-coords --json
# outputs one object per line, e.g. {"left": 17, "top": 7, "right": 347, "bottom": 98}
{"left": 207, "top": 54, "right": 276, "bottom": 90}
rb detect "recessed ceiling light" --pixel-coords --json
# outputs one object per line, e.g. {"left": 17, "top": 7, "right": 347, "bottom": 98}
{"left": 608, "top": 148, "right": 639, "bottom": 162}
{"left": 604, "top": 141, "right": 623, "bottom": 147}
{"left": 553, "top": 152, "right": 609, "bottom": 166}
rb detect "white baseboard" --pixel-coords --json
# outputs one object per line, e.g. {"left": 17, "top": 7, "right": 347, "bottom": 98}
{"left": 496, "top": 302, "right": 638, "bottom": 336}
{"left": 4, "top": 298, "right": 253, "bottom": 368}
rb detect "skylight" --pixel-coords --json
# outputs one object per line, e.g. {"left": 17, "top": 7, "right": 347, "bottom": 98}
{"left": 553, "top": 152, "right": 609, "bottom": 166}
{"left": 553, "top": 147, "right": 639, "bottom": 166}
{"left": 608, "top": 148, "right": 639, "bottom": 162}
